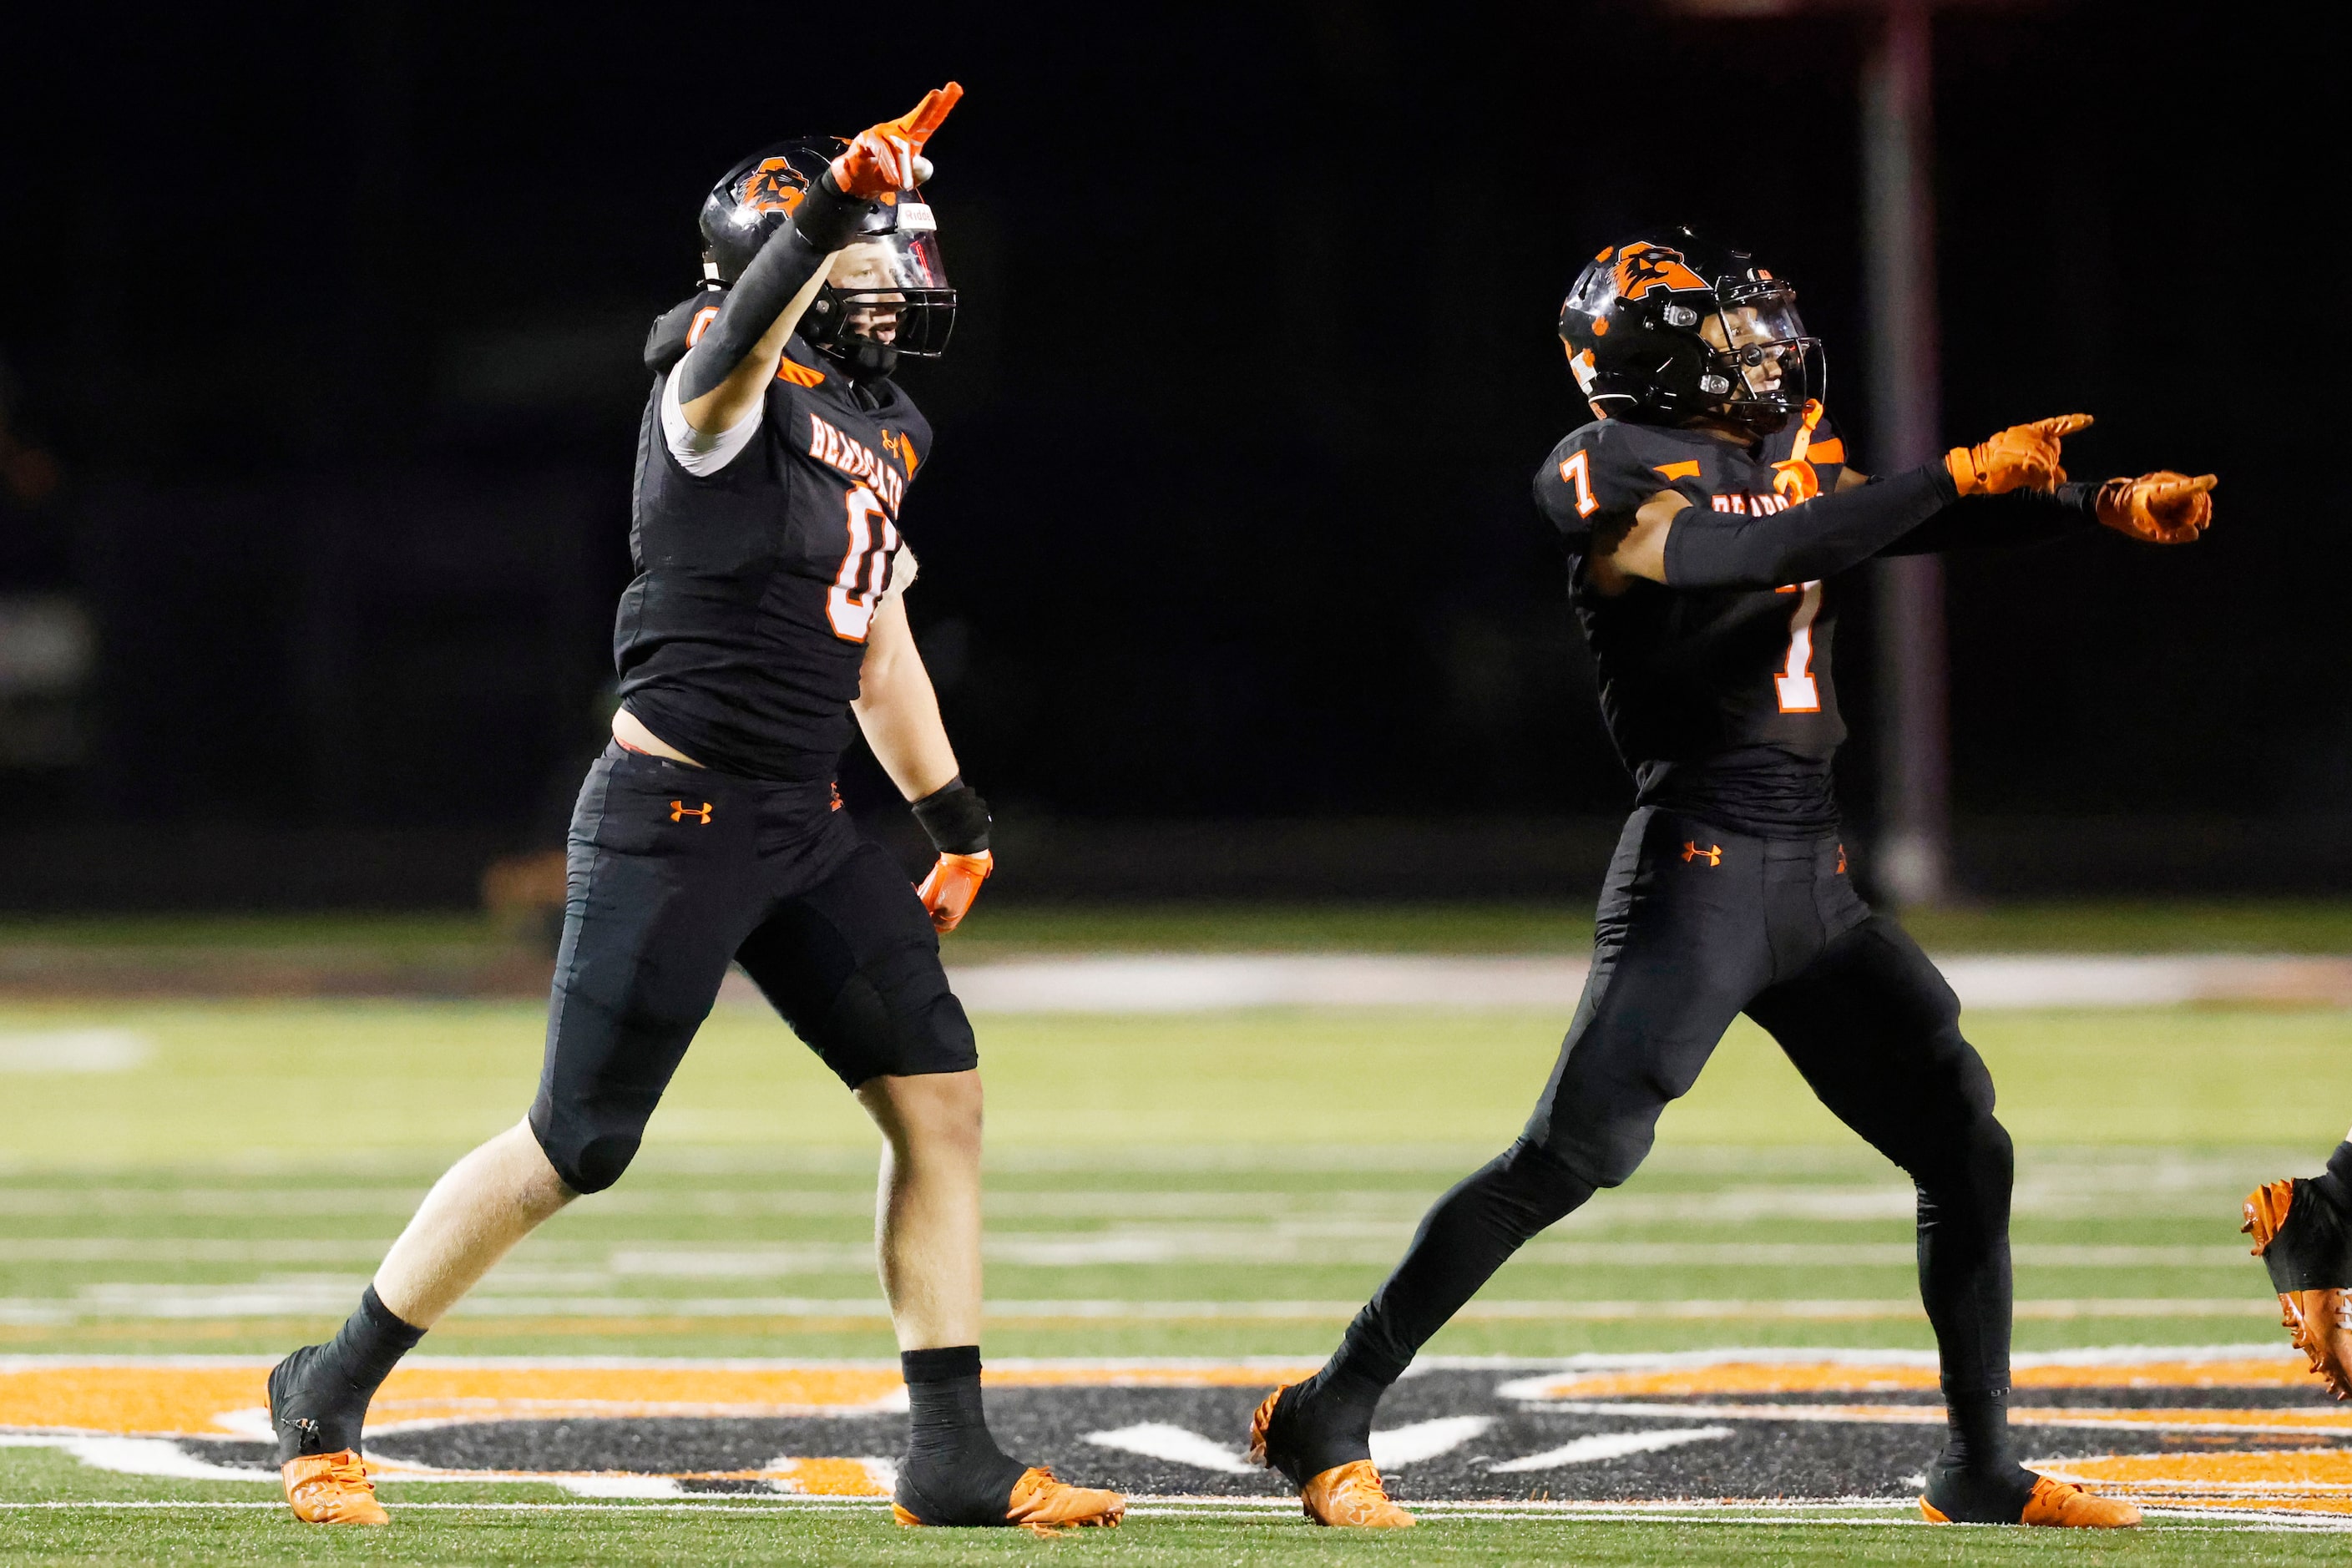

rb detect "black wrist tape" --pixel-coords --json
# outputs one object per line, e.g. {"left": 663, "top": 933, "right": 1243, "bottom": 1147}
{"left": 911, "top": 779, "right": 991, "bottom": 856}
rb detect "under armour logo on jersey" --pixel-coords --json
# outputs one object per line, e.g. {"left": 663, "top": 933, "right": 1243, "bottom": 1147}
{"left": 1682, "top": 841, "right": 1723, "bottom": 867}
{"left": 670, "top": 800, "right": 714, "bottom": 824}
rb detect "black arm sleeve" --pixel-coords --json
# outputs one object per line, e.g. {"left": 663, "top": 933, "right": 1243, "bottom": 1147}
{"left": 675, "top": 174, "right": 869, "bottom": 402}
{"left": 1662, "top": 464, "right": 1960, "bottom": 589}
{"left": 1875, "top": 481, "right": 2100, "bottom": 556}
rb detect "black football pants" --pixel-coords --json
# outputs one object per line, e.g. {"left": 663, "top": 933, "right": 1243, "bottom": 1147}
{"left": 526, "top": 744, "right": 977, "bottom": 1196}
{"left": 1333, "top": 805, "right": 2015, "bottom": 1399}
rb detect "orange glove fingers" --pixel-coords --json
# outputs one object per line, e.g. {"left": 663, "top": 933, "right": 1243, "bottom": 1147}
{"left": 889, "top": 81, "right": 964, "bottom": 143}
{"left": 917, "top": 850, "right": 993, "bottom": 933}
{"left": 2027, "top": 413, "right": 2094, "bottom": 440}
{"left": 832, "top": 83, "right": 964, "bottom": 199}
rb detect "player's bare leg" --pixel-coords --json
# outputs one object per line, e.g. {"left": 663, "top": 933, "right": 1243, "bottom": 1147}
{"left": 266, "top": 1121, "right": 574, "bottom": 1523}
{"left": 2243, "top": 1128, "right": 2352, "bottom": 1399}
{"left": 857, "top": 1070, "right": 1123, "bottom": 1532}
{"left": 375, "top": 1122, "right": 576, "bottom": 1326}
{"left": 858, "top": 1071, "right": 984, "bottom": 1347}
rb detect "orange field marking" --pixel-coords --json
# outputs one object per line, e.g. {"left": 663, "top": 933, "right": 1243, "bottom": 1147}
{"left": 0, "top": 1360, "right": 1320, "bottom": 1439}
{"left": 2034, "top": 1449, "right": 2352, "bottom": 1515}
{"left": 0, "top": 1364, "right": 905, "bottom": 1437}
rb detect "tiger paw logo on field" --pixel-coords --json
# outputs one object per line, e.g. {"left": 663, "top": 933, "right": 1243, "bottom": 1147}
{"left": 736, "top": 159, "right": 807, "bottom": 215}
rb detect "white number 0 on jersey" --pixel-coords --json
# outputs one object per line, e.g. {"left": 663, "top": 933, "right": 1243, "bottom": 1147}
{"left": 826, "top": 483, "right": 899, "bottom": 642}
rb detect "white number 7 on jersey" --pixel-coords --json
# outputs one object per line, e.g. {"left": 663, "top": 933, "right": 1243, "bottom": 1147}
{"left": 1559, "top": 449, "right": 1599, "bottom": 518}
{"left": 1775, "top": 580, "right": 1823, "bottom": 713}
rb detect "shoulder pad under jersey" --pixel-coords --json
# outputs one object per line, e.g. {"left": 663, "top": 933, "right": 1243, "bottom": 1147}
{"left": 1535, "top": 420, "right": 1703, "bottom": 544}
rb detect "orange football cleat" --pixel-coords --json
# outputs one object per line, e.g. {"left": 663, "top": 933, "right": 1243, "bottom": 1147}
{"left": 281, "top": 1449, "right": 388, "bottom": 1525}
{"left": 892, "top": 1467, "right": 1123, "bottom": 1535}
{"left": 1920, "top": 1474, "right": 2139, "bottom": 1528}
{"left": 1298, "top": 1459, "right": 1416, "bottom": 1529}
{"left": 1247, "top": 1383, "right": 1414, "bottom": 1529}
{"left": 2243, "top": 1177, "right": 2352, "bottom": 1399}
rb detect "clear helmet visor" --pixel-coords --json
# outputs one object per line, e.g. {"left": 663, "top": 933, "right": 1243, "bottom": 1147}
{"left": 822, "top": 220, "right": 954, "bottom": 357}
{"left": 1702, "top": 288, "right": 1813, "bottom": 402}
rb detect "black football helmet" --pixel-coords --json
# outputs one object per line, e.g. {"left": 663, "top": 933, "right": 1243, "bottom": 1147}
{"left": 696, "top": 139, "right": 955, "bottom": 377}
{"left": 1556, "top": 229, "right": 1822, "bottom": 438}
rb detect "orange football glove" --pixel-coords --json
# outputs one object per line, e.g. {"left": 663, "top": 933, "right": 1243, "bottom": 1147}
{"left": 2096, "top": 470, "right": 2216, "bottom": 544}
{"left": 1945, "top": 413, "right": 2092, "bottom": 497}
{"left": 917, "top": 849, "right": 992, "bottom": 933}
{"left": 831, "top": 83, "right": 963, "bottom": 200}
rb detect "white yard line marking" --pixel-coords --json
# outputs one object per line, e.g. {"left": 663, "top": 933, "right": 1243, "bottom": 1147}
{"left": 1370, "top": 1416, "right": 1495, "bottom": 1468}
{"left": 1490, "top": 1426, "right": 1735, "bottom": 1472}
{"left": 0, "top": 1497, "right": 2340, "bottom": 1530}
{"left": 1084, "top": 1423, "right": 1257, "bottom": 1474}
{"left": 0, "top": 1295, "right": 2288, "bottom": 1324}
{"left": 0, "top": 1029, "right": 152, "bottom": 1074}
{"left": 933, "top": 953, "right": 2352, "bottom": 1012}
{"left": 554, "top": 1475, "right": 682, "bottom": 1498}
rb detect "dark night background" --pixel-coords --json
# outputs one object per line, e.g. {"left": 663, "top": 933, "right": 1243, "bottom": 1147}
{"left": 0, "top": 2, "right": 2327, "bottom": 907}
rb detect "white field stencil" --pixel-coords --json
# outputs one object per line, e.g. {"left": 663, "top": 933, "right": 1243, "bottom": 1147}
{"left": 1370, "top": 1416, "right": 1495, "bottom": 1468}
{"left": 1083, "top": 1423, "right": 1256, "bottom": 1474}
{"left": 1490, "top": 1425, "right": 1736, "bottom": 1473}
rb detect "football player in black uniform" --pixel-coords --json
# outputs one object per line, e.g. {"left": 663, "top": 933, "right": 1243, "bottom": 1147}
{"left": 262, "top": 86, "right": 1124, "bottom": 1534}
{"left": 1249, "top": 235, "right": 2217, "bottom": 1530}
{"left": 2245, "top": 1131, "right": 2352, "bottom": 1399}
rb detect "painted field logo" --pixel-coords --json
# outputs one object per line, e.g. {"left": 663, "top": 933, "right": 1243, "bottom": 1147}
{"left": 2, "top": 1352, "right": 2346, "bottom": 1521}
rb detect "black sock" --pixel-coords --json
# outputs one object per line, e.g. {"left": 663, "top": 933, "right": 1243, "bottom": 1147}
{"left": 2311, "top": 1141, "right": 2352, "bottom": 1211}
{"left": 1925, "top": 1386, "right": 2034, "bottom": 1520}
{"left": 1940, "top": 1386, "right": 2015, "bottom": 1472}
{"left": 271, "top": 1285, "right": 423, "bottom": 1461}
{"left": 893, "top": 1347, "right": 1029, "bottom": 1526}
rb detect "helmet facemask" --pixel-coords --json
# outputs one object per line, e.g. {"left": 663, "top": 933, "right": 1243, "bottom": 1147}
{"left": 802, "top": 211, "right": 956, "bottom": 380}
{"left": 1692, "top": 281, "right": 1822, "bottom": 438}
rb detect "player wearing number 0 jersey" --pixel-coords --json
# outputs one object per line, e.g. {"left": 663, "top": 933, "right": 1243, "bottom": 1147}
{"left": 1249, "top": 231, "right": 2217, "bottom": 1532}
{"left": 262, "top": 87, "right": 1123, "bottom": 1535}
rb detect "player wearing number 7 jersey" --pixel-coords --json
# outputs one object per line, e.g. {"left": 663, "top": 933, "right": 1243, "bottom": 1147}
{"left": 1248, "top": 230, "right": 2215, "bottom": 1532}
{"left": 262, "top": 87, "right": 1124, "bottom": 1535}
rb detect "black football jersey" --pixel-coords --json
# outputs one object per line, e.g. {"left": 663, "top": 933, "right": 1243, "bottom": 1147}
{"left": 615, "top": 302, "right": 933, "bottom": 782}
{"left": 1532, "top": 408, "right": 1853, "bottom": 837}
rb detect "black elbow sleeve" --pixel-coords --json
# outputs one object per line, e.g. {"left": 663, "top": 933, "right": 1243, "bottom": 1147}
{"left": 676, "top": 173, "right": 871, "bottom": 402}
{"left": 1664, "top": 464, "right": 1958, "bottom": 589}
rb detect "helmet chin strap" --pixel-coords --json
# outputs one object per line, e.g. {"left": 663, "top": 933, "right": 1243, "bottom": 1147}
{"left": 833, "top": 338, "right": 898, "bottom": 383}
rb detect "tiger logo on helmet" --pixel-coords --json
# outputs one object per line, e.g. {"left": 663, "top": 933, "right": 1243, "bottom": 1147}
{"left": 736, "top": 158, "right": 808, "bottom": 215}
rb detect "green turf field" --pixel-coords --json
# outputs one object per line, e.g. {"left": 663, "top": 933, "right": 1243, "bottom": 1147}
{"left": 12, "top": 896, "right": 2352, "bottom": 960}
{"left": 3, "top": 974, "right": 2349, "bottom": 1561}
